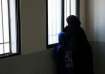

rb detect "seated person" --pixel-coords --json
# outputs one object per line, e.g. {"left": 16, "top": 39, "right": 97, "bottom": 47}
{"left": 53, "top": 15, "right": 93, "bottom": 74}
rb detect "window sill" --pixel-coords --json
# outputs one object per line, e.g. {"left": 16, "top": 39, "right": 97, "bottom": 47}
{"left": 47, "top": 43, "right": 58, "bottom": 48}
{"left": 0, "top": 53, "right": 21, "bottom": 59}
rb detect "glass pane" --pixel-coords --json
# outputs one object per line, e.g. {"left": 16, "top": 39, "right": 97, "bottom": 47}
{"left": 71, "top": 0, "right": 76, "bottom": 15}
{"left": 48, "top": 36, "right": 52, "bottom": 45}
{"left": 2, "top": 0, "right": 9, "bottom": 42}
{"left": 0, "top": 0, "right": 3, "bottom": 43}
{"left": 48, "top": 35, "right": 58, "bottom": 45}
{"left": 64, "top": 0, "right": 77, "bottom": 27}
{"left": 9, "top": 0, "right": 17, "bottom": 53}
{"left": 52, "top": 35, "right": 58, "bottom": 44}
{"left": 64, "top": 0, "right": 71, "bottom": 27}
{"left": 48, "top": 0, "right": 62, "bottom": 45}
{"left": 0, "top": 44, "right": 3, "bottom": 54}
{"left": 4, "top": 43, "right": 10, "bottom": 53}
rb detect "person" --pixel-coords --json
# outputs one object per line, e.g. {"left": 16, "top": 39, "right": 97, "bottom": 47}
{"left": 53, "top": 15, "right": 93, "bottom": 74}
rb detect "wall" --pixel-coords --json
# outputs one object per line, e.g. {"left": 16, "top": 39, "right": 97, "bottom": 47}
{"left": 86, "top": 0, "right": 105, "bottom": 42}
{"left": 20, "top": 0, "right": 46, "bottom": 55}
{"left": 86, "top": 0, "right": 105, "bottom": 74}
{"left": 80, "top": 0, "right": 86, "bottom": 29}
{"left": 0, "top": 50, "right": 56, "bottom": 74}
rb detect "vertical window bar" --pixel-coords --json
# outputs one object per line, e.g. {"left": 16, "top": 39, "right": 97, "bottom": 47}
{"left": 7, "top": 0, "right": 12, "bottom": 54}
{"left": 62, "top": 0, "right": 64, "bottom": 31}
{"left": 69, "top": 0, "right": 71, "bottom": 15}
{"left": 76, "top": 0, "right": 80, "bottom": 17}
{"left": 46, "top": 0, "right": 48, "bottom": 47}
{"left": 64, "top": 0, "right": 66, "bottom": 27}
{"left": 16, "top": 0, "right": 20, "bottom": 53}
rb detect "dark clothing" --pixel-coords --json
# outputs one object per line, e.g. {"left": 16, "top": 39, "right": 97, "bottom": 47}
{"left": 64, "top": 26, "right": 93, "bottom": 74}
{"left": 53, "top": 15, "right": 93, "bottom": 74}
{"left": 53, "top": 26, "right": 93, "bottom": 74}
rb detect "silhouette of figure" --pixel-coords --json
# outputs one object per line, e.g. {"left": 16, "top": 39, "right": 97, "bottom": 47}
{"left": 53, "top": 15, "right": 93, "bottom": 74}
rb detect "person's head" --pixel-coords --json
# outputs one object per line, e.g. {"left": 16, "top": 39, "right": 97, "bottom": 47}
{"left": 66, "top": 15, "right": 81, "bottom": 28}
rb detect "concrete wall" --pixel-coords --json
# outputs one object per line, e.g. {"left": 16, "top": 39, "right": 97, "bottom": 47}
{"left": 20, "top": 0, "right": 46, "bottom": 55}
{"left": 80, "top": 0, "right": 86, "bottom": 29}
{"left": 86, "top": 0, "right": 105, "bottom": 74}
{"left": 86, "top": 0, "right": 105, "bottom": 42}
{"left": 0, "top": 50, "right": 56, "bottom": 74}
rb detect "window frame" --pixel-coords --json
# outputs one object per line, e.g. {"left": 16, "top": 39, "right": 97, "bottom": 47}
{"left": 0, "top": 0, "right": 21, "bottom": 58}
{"left": 46, "top": 0, "right": 80, "bottom": 48}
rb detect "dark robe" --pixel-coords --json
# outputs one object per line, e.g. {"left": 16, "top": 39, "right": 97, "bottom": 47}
{"left": 63, "top": 26, "right": 93, "bottom": 74}
{"left": 53, "top": 15, "right": 93, "bottom": 74}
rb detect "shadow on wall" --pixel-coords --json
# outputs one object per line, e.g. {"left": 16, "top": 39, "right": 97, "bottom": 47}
{"left": 90, "top": 41, "right": 105, "bottom": 74}
{"left": 0, "top": 50, "right": 56, "bottom": 74}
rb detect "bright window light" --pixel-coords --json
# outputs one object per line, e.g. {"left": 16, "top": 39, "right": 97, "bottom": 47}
{"left": 71, "top": 0, "right": 76, "bottom": 15}
{"left": 0, "top": 0, "right": 20, "bottom": 56}
{"left": 9, "top": 0, "right": 17, "bottom": 53}
{"left": 64, "top": 0, "right": 76, "bottom": 27}
{"left": 48, "top": 0, "right": 62, "bottom": 45}
{"left": 48, "top": 0, "right": 78, "bottom": 45}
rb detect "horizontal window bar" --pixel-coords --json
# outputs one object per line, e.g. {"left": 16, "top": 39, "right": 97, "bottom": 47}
{"left": 0, "top": 42, "right": 9, "bottom": 44}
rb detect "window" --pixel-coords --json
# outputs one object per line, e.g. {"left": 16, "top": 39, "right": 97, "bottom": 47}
{"left": 0, "top": 0, "right": 21, "bottom": 57}
{"left": 47, "top": 0, "right": 80, "bottom": 46}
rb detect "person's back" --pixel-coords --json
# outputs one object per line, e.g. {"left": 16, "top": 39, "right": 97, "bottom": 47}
{"left": 57, "top": 15, "right": 94, "bottom": 74}
{"left": 64, "top": 27, "right": 93, "bottom": 73}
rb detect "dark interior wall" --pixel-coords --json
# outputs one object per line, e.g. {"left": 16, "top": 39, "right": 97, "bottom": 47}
{"left": 0, "top": 50, "right": 56, "bottom": 74}
{"left": 86, "top": 0, "right": 105, "bottom": 74}
{"left": 20, "top": 0, "right": 46, "bottom": 55}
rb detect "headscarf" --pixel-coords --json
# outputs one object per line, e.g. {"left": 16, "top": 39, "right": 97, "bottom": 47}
{"left": 64, "top": 15, "right": 81, "bottom": 32}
